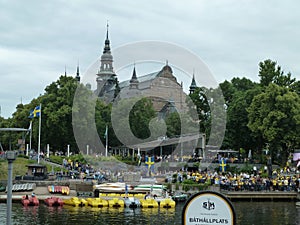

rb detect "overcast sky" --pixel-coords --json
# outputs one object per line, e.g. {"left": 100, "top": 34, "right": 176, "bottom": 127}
{"left": 0, "top": 0, "right": 299, "bottom": 118}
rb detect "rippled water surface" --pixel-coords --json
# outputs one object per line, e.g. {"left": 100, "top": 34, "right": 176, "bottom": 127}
{"left": 0, "top": 201, "right": 299, "bottom": 225}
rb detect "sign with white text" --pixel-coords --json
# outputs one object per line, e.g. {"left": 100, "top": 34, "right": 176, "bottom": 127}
{"left": 182, "top": 191, "right": 236, "bottom": 225}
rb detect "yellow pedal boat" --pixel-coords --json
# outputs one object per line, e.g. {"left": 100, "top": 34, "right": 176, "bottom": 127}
{"left": 140, "top": 198, "right": 159, "bottom": 208}
{"left": 108, "top": 198, "right": 125, "bottom": 208}
{"left": 63, "top": 197, "right": 87, "bottom": 207}
{"left": 159, "top": 198, "right": 176, "bottom": 208}
{"left": 87, "top": 198, "right": 109, "bottom": 207}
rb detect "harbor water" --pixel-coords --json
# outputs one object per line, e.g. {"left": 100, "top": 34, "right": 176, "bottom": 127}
{"left": 0, "top": 201, "right": 299, "bottom": 225}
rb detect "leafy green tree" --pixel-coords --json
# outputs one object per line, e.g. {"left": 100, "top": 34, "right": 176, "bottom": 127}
{"left": 187, "top": 87, "right": 210, "bottom": 134}
{"left": 95, "top": 101, "right": 121, "bottom": 148}
{"left": 290, "top": 80, "right": 300, "bottom": 95}
{"left": 231, "top": 77, "right": 257, "bottom": 92}
{"left": 187, "top": 85, "right": 226, "bottom": 148}
{"left": 40, "top": 75, "right": 80, "bottom": 152}
{"left": 129, "top": 98, "right": 156, "bottom": 140}
{"left": 165, "top": 112, "right": 181, "bottom": 137}
{"left": 0, "top": 117, "right": 13, "bottom": 150}
{"left": 72, "top": 82, "right": 102, "bottom": 154}
{"left": 220, "top": 78, "right": 261, "bottom": 152}
{"left": 224, "top": 86, "right": 262, "bottom": 153}
{"left": 258, "top": 59, "right": 295, "bottom": 87}
{"left": 219, "top": 80, "right": 236, "bottom": 106}
{"left": 258, "top": 59, "right": 283, "bottom": 87}
{"left": 113, "top": 77, "right": 121, "bottom": 100}
{"left": 110, "top": 97, "right": 161, "bottom": 148}
{"left": 247, "top": 83, "right": 300, "bottom": 164}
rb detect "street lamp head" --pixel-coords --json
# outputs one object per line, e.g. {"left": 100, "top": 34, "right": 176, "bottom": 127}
{"left": 6, "top": 151, "right": 17, "bottom": 161}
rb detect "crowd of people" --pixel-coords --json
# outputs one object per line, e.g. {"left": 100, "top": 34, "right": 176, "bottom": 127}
{"left": 51, "top": 153, "right": 300, "bottom": 194}
{"left": 172, "top": 166, "right": 300, "bottom": 192}
{"left": 58, "top": 158, "right": 109, "bottom": 182}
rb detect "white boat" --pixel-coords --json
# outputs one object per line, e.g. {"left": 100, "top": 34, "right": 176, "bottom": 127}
{"left": 133, "top": 184, "right": 167, "bottom": 197}
{"left": 124, "top": 197, "right": 140, "bottom": 208}
{"left": 296, "top": 202, "right": 300, "bottom": 207}
{"left": 93, "top": 182, "right": 133, "bottom": 192}
{"left": 134, "top": 184, "right": 166, "bottom": 191}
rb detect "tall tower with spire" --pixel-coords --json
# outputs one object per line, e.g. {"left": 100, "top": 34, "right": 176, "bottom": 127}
{"left": 96, "top": 23, "right": 117, "bottom": 97}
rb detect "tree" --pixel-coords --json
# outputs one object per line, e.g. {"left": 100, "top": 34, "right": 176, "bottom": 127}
{"left": 129, "top": 98, "right": 157, "bottom": 139}
{"left": 290, "top": 80, "right": 300, "bottom": 96}
{"left": 220, "top": 78, "right": 261, "bottom": 152}
{"left": 247, "top": 83, "right": 300, "bottom": 164}
{"left": 258, "top": 59, "right": 295, "bottom": 87}
{"left": 72, "top": 82, "right": 102, "bottom": 154}
{"left": 224, "top": 87, "right": 262, "bottom": 153}
{"left": 0, "top": 117, "right": 14, "bottom": 150}
{"left": 187, "top": 87, "right": 210, "bottom": 134}
{"left": 165, "top": 112, "right": 181, "bottom": 137}
{"left": 258, "top": 59, "right": 283, "bottom": 87}
{"left": 111, "top": 97, "right": 161, "bottom": 147}
{"left": 42, "top": 75, "right": 79, "bottom": 152}
{"left": 113, "top": 77, "right": 121, "bottom": 100}
{"left": 231, "top": 77, "right": 257, "bottom": 92}
{"left": 187, "top": 85, "right": 226, "bottom": 148}
{"left": 219, "top": 80, "right": 235, "bottom": 106}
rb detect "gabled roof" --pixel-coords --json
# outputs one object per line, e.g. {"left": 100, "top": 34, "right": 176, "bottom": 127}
{"left": 119, "top": 71, "right": 159, "bottom": 89}
{"left": 128, "top": 133, "right": 201, "bottom": 150}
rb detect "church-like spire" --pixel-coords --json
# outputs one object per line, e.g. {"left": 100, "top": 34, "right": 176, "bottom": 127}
{"left": 189, "top": 72, "right": 197, "bottom": 94}
{"left": 97, "top": 23, "right": 114, "bottom": 78}
{"left": 130, "top": 64, "right": 139, "bottom": 89}
{"left": 131, "top": 65, "right": 137, "bottom": 80}
{"left": 76, "top": 62, "right": 80, "bottom": 82}
{"left": 103, "top": 22, "right": 111, "bottom": 54}
{"left": 96, "top": 23, "right": 117, "bottom": 97}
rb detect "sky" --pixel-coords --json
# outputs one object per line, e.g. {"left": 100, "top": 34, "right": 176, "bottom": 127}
{"left": 0, "top": 0, "right": 299, "bottom": 118}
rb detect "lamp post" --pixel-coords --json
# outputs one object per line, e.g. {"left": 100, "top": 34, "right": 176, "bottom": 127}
{"left": 0, "top": 128, "right": 27, "bottom": 225}
{"left": 6, "top": 150, "right": 17, "bottom": 225}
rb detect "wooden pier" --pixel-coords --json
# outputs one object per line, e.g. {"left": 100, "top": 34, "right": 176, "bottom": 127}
{"left": 223, "top": 191, "right": 299, "bottom": 201}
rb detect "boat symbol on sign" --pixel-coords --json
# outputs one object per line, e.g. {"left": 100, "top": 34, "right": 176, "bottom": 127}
{"left": 202, "top": 199, "right": 215, "bottom": 210}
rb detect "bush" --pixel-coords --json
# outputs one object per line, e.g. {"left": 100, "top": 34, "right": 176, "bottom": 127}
{"left": 50, "top": 155, "right": 63, "bottom": 165}
{"left": 193, "top": 162, "right": 200, "bottom": 168}
{"left": 69, "top": 154, "right": 87, "bottom": 164}
{"left": 182, "top": 179, "right": 196, "bottom": 185}
{"left": 239, "top": 163, "right": 253, "bottom": 173}
{"left": 183, "top": 184, "right": 191, "bottom": 192}
{"left": 114, "top": 155, "right": 136, "bottom": 165}
{"left": 166, "top": 183, "right": 172, "bottom": 191}
{"left": 226, "top": 165, "right": 238, "bottom": 174}
{"left": 17, "top": 154, "right": 29, "bottom": 159}
{"left": 260, "top": 172, "right": 269, "bottom": 178}
{"left": 182, "top": 183, "right": 209, "bottom": 192}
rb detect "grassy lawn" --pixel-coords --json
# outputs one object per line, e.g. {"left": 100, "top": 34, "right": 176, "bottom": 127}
{"left": 0, "top": 157, "right": 47, "bottom": 180}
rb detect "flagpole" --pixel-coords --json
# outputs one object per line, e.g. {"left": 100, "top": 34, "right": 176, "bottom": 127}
{"left": 38, "top": 104, "right": 42, "bottom": 164}
{"left": 105, "top": 125, "right": 108, "bottom": 157}
{"left": 29, "top": 121, "right": 32, "bottom": 150}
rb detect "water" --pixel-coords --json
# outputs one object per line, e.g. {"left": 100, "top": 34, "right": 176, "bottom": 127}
{"left": 0, "top": 201, "right": 299, "bottom": 225}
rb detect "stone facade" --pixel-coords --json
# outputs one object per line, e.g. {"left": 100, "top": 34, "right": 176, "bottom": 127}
{"left": 95, "top": 28, "right": 195, "bottom": 116}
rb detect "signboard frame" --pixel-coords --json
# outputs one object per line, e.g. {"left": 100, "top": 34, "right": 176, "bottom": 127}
{"left": 182, "top": 191, "right": 236, "bottom": 225}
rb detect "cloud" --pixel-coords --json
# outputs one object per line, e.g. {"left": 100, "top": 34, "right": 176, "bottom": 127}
{"left": 0, "top": 0, "right": 299, "bottom": 118}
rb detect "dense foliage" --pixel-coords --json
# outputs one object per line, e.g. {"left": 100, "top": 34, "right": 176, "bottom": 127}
{"left": 1, "top": 59, "right": 300, "bottom": 166}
